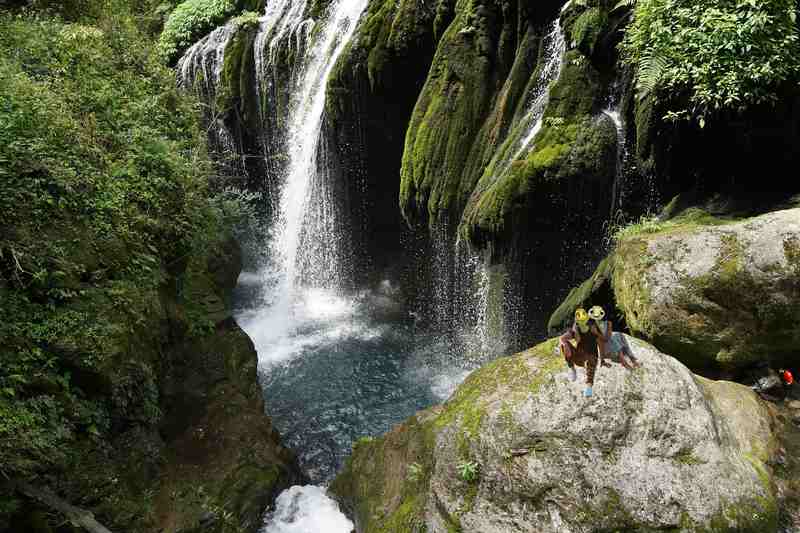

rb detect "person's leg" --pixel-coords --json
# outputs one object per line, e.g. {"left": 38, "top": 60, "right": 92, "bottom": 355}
{"left": 561, "top": 342, "right": 577, "bottom": 381}
{"left": 622, "top": 345, "right": 640, "bottom": 368}
{"left": 583, "top": 351, "right": 597, "bottom": 397}
{"left": 618, "top": 350, "right": 633, "bottom": 370}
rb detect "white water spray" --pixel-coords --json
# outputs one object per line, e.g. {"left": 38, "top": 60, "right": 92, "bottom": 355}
{"left": 602, "top": 107, "right": 626, "bottom": 223}
{"left": 177, "top": 24, "right": 240, "bottom": 156}
{"left": 262, "top": 485, "right": 354, "bottom": 533}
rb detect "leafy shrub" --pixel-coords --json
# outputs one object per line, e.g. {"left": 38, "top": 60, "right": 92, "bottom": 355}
{"left": 621, "top": 0, "right": 800, "bottom": 123}
{"left": 158, "top": 0, "right": 237, "bottom": 63}
{"left": 232, "top": 10, "right": 261, "bottom": 29}
{"left": 0, "top": 0, "right": 225, "bottom": 491}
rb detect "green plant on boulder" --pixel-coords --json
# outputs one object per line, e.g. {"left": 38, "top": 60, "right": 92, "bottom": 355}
{"left": 457, "top": 460, "right": 479, "bottom": 483}
{"left": 406, "top": 462, "right": 423, "bottom": 483}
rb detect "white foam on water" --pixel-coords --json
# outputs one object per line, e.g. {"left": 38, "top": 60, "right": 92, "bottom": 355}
{"left": 237, "top": 271, "right": 264, "bottom": 286}
{"left": 262, "top": 485, "right": 354, "bottom": 533}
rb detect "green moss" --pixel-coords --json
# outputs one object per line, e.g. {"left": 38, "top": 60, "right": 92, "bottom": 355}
{"left": 548, "top": 256, "right": 614, "bottom": 334}
{"left": 216, "top": 23, "right": 256, "bottom": 114}
{"left": 332, "top": 339, "right": 564, "bottom": 533}
{"left": 399, "top": 1, "right": 551, "bottom": 228}
{"left": 457, "top": 49, "right": 613, "bottom": 244}
{"left": 674, "top": 450, "right": 704, "bottom": 466}
{"left": 611, "top": 237, "right": 654, "bottom": 336}
{"left": 612, "top": 207, "right": 733, "bottom": 241}
{"left": 612, "top": 209, "right": 800, "bottom": 370}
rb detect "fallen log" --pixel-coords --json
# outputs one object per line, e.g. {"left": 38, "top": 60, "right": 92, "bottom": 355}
{"left": 14, "top": 481, "right": 113, "bottom": 533}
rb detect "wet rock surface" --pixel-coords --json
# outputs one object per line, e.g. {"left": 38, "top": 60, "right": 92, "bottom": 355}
{"left": 332, "top": 336, "right": 786, "bottom": 532}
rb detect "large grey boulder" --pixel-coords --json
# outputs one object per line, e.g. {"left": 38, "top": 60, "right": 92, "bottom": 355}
{"left": 612, "top": 208, "right": 800, "bottom": 371}
{"left": 332, "top": 337, "right": 784, "bottom": 532}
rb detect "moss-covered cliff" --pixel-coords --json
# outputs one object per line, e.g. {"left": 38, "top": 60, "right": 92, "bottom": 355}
{"left": 0, "top": 2, "right": 299, "bottom": 530}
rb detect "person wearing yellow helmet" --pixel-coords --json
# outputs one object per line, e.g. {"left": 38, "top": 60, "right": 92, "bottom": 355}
{"left": 588, "top": 305, "right": 640, "bottom": 370}
{"left": 559, "top": 307, "right": 603, "bottom": 397}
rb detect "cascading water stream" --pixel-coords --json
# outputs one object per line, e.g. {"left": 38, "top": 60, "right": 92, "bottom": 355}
{"left": 501, "top": 3, "right": 569, "bottom": 170}
{"left": 238, "top": 0, "right": 368, "bottom": 529}
{"left": 177, "top": 24, "right": 240, "bottom": 158}
{"left": 602, "top": 107, "right": 626, "bottom": 223}
{"left": 424, "top": 5, "right": 571, "bottom": 358}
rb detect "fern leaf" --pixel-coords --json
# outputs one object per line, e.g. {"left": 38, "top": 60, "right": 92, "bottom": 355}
{"left": 636, "top": 52, "right": 667, "bottom": 100}
{"left": 612, "top": 0, "right": 636, "bottom": 12}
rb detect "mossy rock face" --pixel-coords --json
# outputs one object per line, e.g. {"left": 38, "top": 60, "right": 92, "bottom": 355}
{"left": 152, "top": 238, "right": 302, "bottom": 532}
{"left": 398, "top": 0, "right": 578, "bottom": 229}
{"left": 546, "top": 255, "right": 615, "bottom": 335}
{"left": 332, "top": 337, "right": 782, "bottom": 532}
{"left": 612, "top": 207, "right": 800, "bottom": 372}
{"left": 394, "top": 0, "right": 620, "bottom": 255}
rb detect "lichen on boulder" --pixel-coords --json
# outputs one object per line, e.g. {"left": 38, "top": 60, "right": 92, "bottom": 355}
{"left": 332, "top": 337, "right": 783, "bottom": 532}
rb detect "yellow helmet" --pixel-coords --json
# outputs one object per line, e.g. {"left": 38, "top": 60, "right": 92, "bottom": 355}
{"left": 588, "top": 305, "right": 605, "bottom": 321}
{"left": 575, "top": 308, "right": 589, "bottom": 323}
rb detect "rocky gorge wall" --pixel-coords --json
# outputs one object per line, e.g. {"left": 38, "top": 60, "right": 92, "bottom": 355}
{"left": 177, "top": 0, "right": 799, "bottom": 345}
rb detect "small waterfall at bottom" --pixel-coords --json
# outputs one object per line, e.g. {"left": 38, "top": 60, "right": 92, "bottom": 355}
{"left": 262, "top": 486, "right": 354, "bottom": 532}
{"left": 602, "top": 88, "right": 662, "bottom": 246}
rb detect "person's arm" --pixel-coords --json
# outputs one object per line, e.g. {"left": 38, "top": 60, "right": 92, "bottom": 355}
{"left": 592, "top": 324, "right": 609, "bottom": 367}
{"left": 559, "top": 326, "right": 576, "bottom": 349}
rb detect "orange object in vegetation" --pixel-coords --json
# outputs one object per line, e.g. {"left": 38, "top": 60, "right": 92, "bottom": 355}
{"left": 782, "top": 369, "right": 794, "bottom": 385}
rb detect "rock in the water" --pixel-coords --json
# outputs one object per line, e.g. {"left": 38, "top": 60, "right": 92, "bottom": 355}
{"left": 612, "top": 208, "right": 800, "bottom": 371}
{"left": 332, "top": 337, "right": 782, "bottom": 532}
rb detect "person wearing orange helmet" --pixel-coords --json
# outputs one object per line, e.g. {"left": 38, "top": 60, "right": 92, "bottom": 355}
{"left": 559, "top": 308, "right": 603, "bottom": 397}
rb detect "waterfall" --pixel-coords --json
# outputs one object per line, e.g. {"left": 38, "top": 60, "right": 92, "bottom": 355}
{"left": 424, "top": 5, "right": 570, "bottom": 355}
{"left": 503, "top": 9, "right": 569, "bottom": 169}
{"left": 425, "top": 223, "right": 509, "bottom": 365}
{"left": 603, "top": 107, "right": 627, "bottom": 223}
{"left": 234, "top": 0, "right": 368, "bottom": 354}
{"left": 262, "top": 485, "right": 354, "bottom": 533}
{"left": 177, "top": 24, "right": 241, "bottom": 160}
{"left": 602, "top": 83, "right": 660, "bottom": 242}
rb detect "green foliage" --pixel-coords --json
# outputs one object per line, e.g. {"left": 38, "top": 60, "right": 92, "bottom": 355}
{"left": 157, "top": 0, "right": 237, "bottom": 63}
{"left": 571, "top": 7, "right": 606, "bottom": 54}
{"left": 610, "top": 207, "right": 728, "bottom": 242}
{"left": 457, "top": 460, "right": 479, "bottom": 482}
{"left": 0, "top": 0, "right": 227, "bottom": 499}
{"left": 232, "top": 10, "right": 261, "bottom": 29}
{"left": 621, "top": 0, "right": 800, "bottom": 122}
